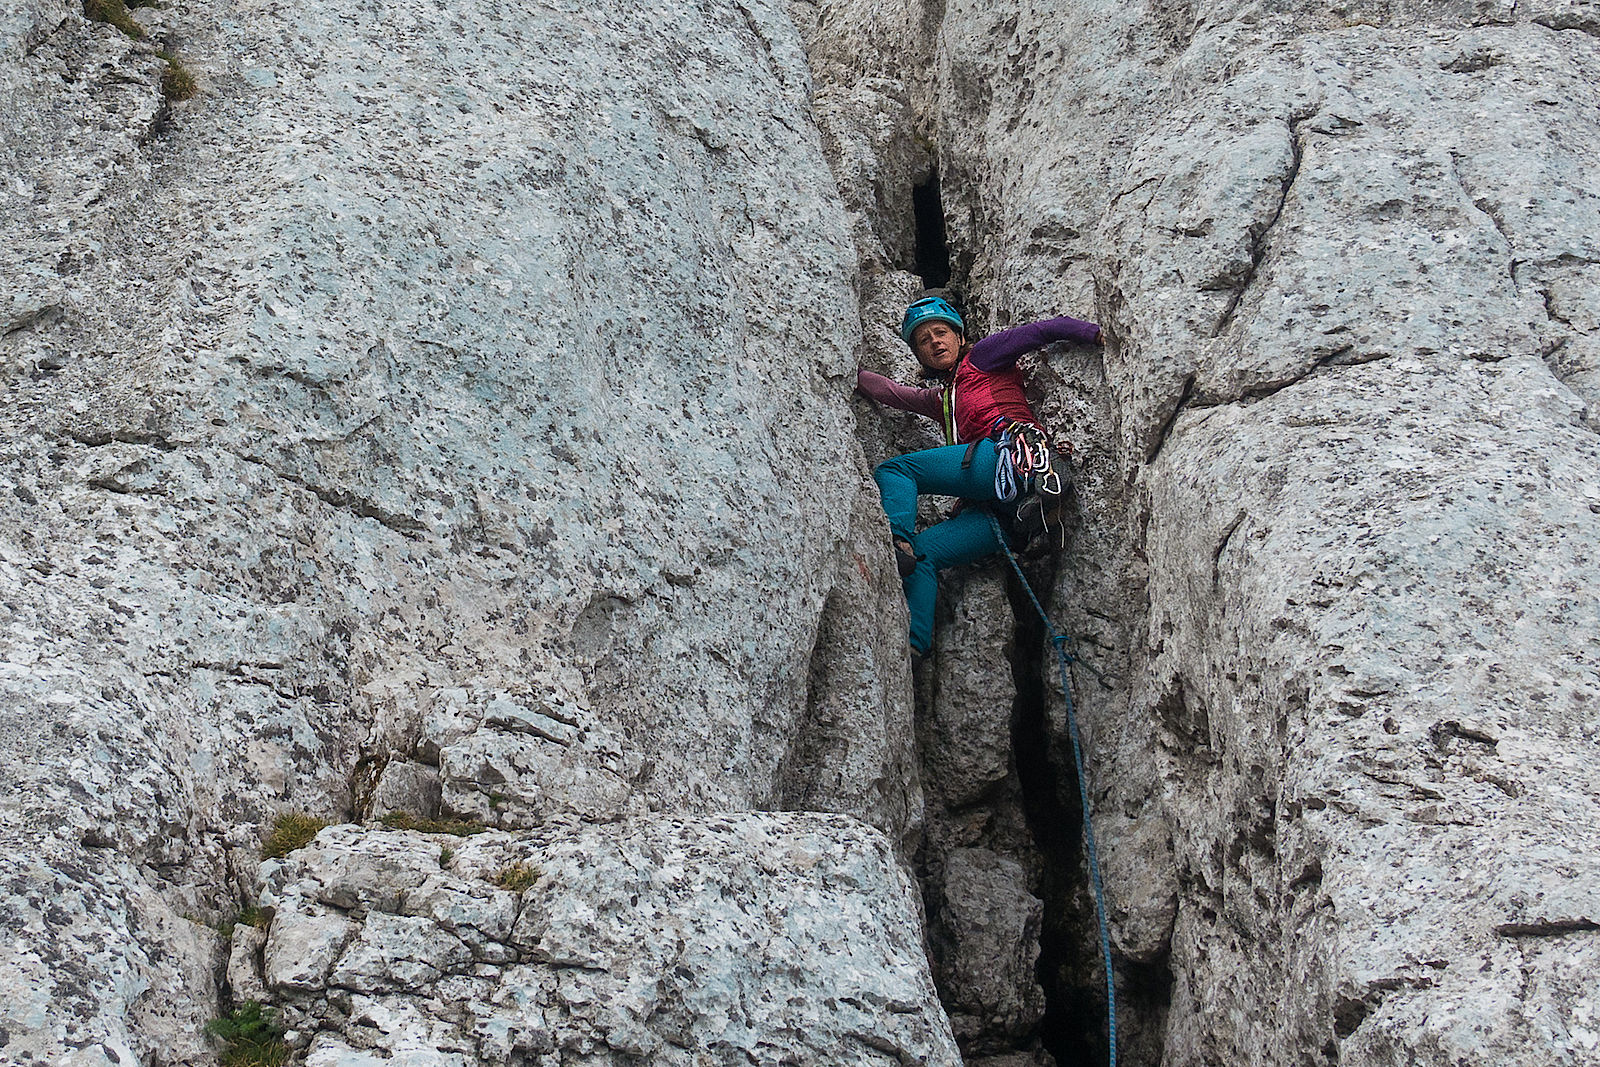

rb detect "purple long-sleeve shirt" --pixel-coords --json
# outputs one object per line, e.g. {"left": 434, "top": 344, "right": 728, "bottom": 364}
{"left": 856, "top": 315, "right": 1100, "bottom": 442}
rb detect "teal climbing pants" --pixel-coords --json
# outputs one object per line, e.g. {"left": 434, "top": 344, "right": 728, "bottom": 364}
{"left": 873, "top": 440, "right": 1004, "bottom": 655}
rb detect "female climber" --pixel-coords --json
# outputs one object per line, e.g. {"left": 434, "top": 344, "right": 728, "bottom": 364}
{"left": 856, "top": 294, "right": 1103, "bottom": 655}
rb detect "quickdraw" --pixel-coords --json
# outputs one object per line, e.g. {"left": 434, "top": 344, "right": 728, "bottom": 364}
{"left": 990, "top": 418, "right": 1072, "bottom": 548}
{"left": 993, "top": 418, "right": 1069, "bottom": 501}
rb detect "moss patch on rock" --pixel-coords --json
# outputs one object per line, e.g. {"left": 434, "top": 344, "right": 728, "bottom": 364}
{"left": 379, "top": 810, "right": 487, "bottom": 836}
{"left": 205, "top": 1001, "right": 288, "bottom": 1067}
{"left": 83, "top": 0, "right": 145, "bottom": 38}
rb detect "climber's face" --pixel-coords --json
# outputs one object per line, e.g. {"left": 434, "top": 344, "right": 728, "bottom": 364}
{"left": 911, "top": 321, "right": 964, "bottom": 373}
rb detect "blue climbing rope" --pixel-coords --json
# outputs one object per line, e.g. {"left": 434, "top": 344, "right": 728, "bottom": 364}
{"left": 986, "top": 511, "right": 1119, "bottom": 1067}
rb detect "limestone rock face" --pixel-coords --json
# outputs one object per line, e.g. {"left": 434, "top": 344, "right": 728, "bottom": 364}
{"left": 0, "top": 0, "right": 941, "bottom": 1060}
{"left": 251, "top": 819, "right": 961, "bottom": 1065}
{"left": 809, "top": 0, "right": 1600, "bottom": 1063}
{"left": 935, "top": 848, "right": 1046, "bottom": 1047}
{"left": 8, "top": 0, "right": 1600, "bottom": 1060}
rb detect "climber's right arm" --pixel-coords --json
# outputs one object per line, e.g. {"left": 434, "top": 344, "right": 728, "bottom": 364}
{"left": 855, "top": 369, "right": 944, "bottom": 421}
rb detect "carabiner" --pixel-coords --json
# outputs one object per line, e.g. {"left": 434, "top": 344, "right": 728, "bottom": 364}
{"left": 1039, "top": 465, "right": 1063, "bottom": 496}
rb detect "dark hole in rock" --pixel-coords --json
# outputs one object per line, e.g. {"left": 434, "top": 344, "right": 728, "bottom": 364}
{"left": 912, "top": 172, "right": 952, "bottom": 289}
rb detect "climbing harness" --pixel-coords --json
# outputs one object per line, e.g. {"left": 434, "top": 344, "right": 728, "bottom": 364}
{"left": 985, "top": 511, "right": 1120, "bottom": 1067}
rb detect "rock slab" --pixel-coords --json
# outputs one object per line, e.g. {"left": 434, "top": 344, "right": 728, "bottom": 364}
{"left": 256, "top": 818, "right": 962, "bottom": 1065}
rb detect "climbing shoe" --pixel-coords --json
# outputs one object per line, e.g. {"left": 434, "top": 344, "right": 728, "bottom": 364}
{"left": 894, "top": 539, "right": 922, "bottom": 578}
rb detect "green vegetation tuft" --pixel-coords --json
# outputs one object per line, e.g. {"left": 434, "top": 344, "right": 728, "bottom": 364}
{"left": 379, "top": 810, "right": 487, "bottom": 836}
{"left": 493, "top": 862, "right": 539, "bottom": 893}
{"left": 438, "top": 845, "right": 454, "bottom": 868}
{"left": 218, "top": 905, "right": 272, "bottom": 943}
{"left": 160, "top": 53, "right": 198, "bottom": 101}
{"left": 83, "top": 0, "right": 145, "bottom": 38}
{"left": 205, "top": 1001, "right": 289, "bottom": 1067}
{"left": 262, "top": 812, "right": 327, "bottom": 859}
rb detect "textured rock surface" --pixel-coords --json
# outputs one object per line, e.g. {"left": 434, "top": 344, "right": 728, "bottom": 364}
{"left": 251, "top": 818, "right": 961, "bottom": 1065}
{"left": 935, "top": 848, "right": 1046, "bottom": 1048}
{"left": 914, "top": 575, "right": 1052, "bottom": 1059}
{"left": 0, "top": 0, "right": 939, "bottom": 1061}
{"left": 7, "top": 0, "right": 1600, "bottom": 1061}
{"left": 808, "top": 0, "right": 1600, "bottom": 1063}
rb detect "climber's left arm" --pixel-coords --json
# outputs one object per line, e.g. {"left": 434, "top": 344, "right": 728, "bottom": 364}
{"left": 968, "top": 315, "right": 1103, "bottom": 373}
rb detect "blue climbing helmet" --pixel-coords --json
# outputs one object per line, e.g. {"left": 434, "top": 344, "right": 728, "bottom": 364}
{"left": 899, "top": 296, "right": 965, "bottom": 345}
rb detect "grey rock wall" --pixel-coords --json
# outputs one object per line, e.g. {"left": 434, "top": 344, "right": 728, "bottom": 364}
{"left": 0, "top": 0, "right": 951, "bottom": 1061}
{"left": 250, "top": 817, "right": 958, "bottom": 1065}
{"left": 8, "top": 0, "right": 1599, "bottom": 1061}
{"left": 808, "top": 0, "right": 1600, "bottom": 1063}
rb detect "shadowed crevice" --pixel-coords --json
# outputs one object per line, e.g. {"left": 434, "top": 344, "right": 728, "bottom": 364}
{"left": 913, "top": 171, "right": 952, "bottom": 290}
{"left": 1212, "top": 121, "right": 1305, "bottom": 339}
{"left": 1001, "top": 553, "right": 1111, "bottom": 1066}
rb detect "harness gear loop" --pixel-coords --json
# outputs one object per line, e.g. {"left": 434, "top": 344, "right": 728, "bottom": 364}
{"left": 985, "top": 511, "right": 1120, "bottom": 1067}
{"left": 961, "top": 438, "right": 983, "bottom": 471}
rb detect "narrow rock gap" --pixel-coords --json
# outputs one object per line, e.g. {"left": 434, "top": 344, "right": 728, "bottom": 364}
{"left": 896, "top": 142, "right": 1121, "bottom": 1063}
{"left": 1002, "top": 557, "right": 1113, "bottom": 1067}
{"left": 776, "top": 588, "right": 847, "bottom": 814}
{"left": 1146, "top": 372, "right": 1196, "bottom": 465}
{"left": 1119, "top": 951, "right": 1176, "bottom": 1063}
{"left": 912, "top": 170, "right": 952, "bottom": 289}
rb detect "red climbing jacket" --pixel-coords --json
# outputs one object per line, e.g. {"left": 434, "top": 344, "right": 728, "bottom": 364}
{"left": 855, "top": 315, "right": 1100, "bottom": 444}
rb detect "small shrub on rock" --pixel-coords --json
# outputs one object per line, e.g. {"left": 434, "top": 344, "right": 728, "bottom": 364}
{"left": 493, "top": 862, "right": 539, "bottom": 892}
{"left": 205, "top": 1001, "right": 288, "bottom": 1067}
{"left": 161, "top": 54, "right": 198, "bottom": 101}
{"left": 261, "top": 812, "right": 327, "bottom": 859}
{"left": 218, "top": 904, "right": 272, "bottom": 942}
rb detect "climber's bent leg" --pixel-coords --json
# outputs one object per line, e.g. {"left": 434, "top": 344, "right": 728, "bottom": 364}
{"left": 903, "top": 507, "right": 1004, "bottom": 655}
{"left": 872, "top": 441, "right": 1000, "bottom": 541}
